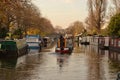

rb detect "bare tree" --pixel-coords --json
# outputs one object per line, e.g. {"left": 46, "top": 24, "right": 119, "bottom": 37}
{"left": 87, "top": 0, "right": 107, "bottom": 34}
{"left": 66, "top": 21, "right": 84, "bottom": 35}
{"left": 112, "top": 0, "right": 120, "bottom": 13}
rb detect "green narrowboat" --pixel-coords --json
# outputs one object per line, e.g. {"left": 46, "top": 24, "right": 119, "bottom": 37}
{"left": 0, "top": 39, "right": 28, "bottom": 58}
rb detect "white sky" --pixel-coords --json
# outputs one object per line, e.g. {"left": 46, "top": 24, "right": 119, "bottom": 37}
{"left": 31, "top": 0, "right": 88, "bottom": 28}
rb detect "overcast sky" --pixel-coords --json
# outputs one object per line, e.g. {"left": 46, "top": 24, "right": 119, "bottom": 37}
{"left": 31, "top": 0, "right": 88, "bottom": 28}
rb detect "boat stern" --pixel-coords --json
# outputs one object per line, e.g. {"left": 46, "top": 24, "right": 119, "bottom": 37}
{"left": 55, "top": 47, "right": 70, "bottom": 53}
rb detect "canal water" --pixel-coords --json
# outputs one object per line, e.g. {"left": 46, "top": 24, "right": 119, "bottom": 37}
{"left": 0, "top": 43, "right": 119, "bottom": 80}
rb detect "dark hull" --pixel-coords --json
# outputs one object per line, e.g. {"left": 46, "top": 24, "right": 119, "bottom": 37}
{"left": 98, "top": 44, "right": 109, "bottom": 50}
{"left": 55, "top": 47, "right": 73, "bottom": 54}
{"left": 0, "top": 45, "right": 28, "bottom": 58}
{"left": 109, "top": 46, "right": 120, "bottom": 53}
{"left": 80, "top": 42, "right": 90, "bottom": 45}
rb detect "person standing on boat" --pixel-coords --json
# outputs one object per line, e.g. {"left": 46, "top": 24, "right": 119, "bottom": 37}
{"left": 59, "top": 35, "right": 65, "bottom": 50}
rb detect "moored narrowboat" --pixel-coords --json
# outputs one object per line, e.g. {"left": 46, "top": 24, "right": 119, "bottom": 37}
{"left": 98, "top": 36, "right": 109, "bottom": 50}
{"left": 80, "top": 36, "right": 90, "bottom": 45}
{"left": 0, "top": 39, "right": 28, "bottom": 58}
{"left": 26, "top": 35, "right": 42, "bottom": 50}
{"left": 43, "top": 37, "right": 50, "bottom": 47}
{"left": 90, "top": 35, "right": 99, "bottom": 46}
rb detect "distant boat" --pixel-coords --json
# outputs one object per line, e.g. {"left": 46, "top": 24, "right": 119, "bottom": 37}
{"left": 26, "top": 35, "right": 41, "bottom": 50}
{"left": 0, "top": 39, "right": 28, "bottom": 58}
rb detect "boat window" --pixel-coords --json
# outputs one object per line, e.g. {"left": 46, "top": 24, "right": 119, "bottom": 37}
{"left": 26, "top": 38, "right": 38, "bottom": 42}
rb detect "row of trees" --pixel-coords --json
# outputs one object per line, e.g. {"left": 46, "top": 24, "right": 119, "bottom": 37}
{"left": 85, "top": 0, "right": 120, "bottom": 37}
{"left": 65, "top": 0, "right": 108, "bottom": 36}
{"left": 49, "top": 0, "right": 120, "bottom": 37}
{"left": 65, "top": 0, "right": 120, "bottom": 37}
{"left": 0, "top": 0, "right": 54, "bottom": 39}
{"left": 65, "top": 21, "right": 84, "bottom": 36}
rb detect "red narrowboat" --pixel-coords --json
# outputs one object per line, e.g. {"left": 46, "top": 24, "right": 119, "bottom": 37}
{"left": 98, "top": 36, "right": 109, "bottom": 50}
{"left": 109, "top": 37, "right": 120, "bottom": 52}
{"left": 55, "top": 36, "right": 73, "bottom": 54}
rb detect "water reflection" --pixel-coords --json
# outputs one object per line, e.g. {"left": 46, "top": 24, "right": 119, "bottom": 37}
{"left": 0, "top": 50, "right": 43, "bottom": 69}
{"left": 108, "top": 51, "right": 120, "bottom": 72}
{"left": 0, "top": 55, "right": 27, "bottom": 69}
{"left": 109, "top": 51, "right": 120, "bottom": 61}
{"left": 0, "top": 55, "right": 27, "bottom": 80}
{"left": 84, "top": 45, "right": 101, "bottom": 80}
{"left": 0, "top": 50, "right": 44, "bottom": 80}
{"left": 56, "top": 53, "right": 70, "bottom": 69}
{"left": 78, "top": 45, "right": 108, "bottom": 80}
{"left": 0, "top": 58, "right": 17, "bottom": 69}
{"left": 82, "top": 45, "right": 120, "bottom": 80}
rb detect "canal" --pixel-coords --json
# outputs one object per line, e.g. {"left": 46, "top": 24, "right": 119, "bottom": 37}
{"left": 0, "top": 43, "right": 119, "bottom": 80}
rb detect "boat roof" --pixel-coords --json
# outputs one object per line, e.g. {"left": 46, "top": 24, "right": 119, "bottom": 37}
{"left": 0, "top": 40, "right": 16, "bottom": 45}
{"left": 26, "top": 35, "right": 41, "bottom": 38}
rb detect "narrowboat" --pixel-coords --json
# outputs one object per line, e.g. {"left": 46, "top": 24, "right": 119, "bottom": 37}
{"left": 26, "top": 35, "right": 42, "bottom": 50}
{"left": 0, "top": 39, "right": 28, "bottom": 58}
{"left": 55, "top": 36, "right": 73, "bottom": 54}
{"left": 98, "top": 36, "right": 109, "bottom": 50}
{"left": 90, "top": 35, "right": 99, "bottom": 46}
{"left": 109, "top": 37, "right": 120, "bottom": 52}
{"left": 80, "top": 36, "right": 90, "bottom": 45}
{"left": 43, "top": 37, "right": 50, "bottom": 47}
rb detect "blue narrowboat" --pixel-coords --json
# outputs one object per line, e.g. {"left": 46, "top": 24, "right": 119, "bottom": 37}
{"left": 26, "top": 35, "right": 42, "bottom": 50}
